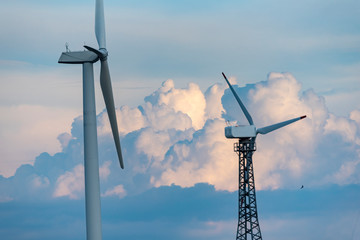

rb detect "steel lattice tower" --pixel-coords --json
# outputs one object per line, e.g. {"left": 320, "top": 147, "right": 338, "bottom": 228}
{"left": 221, "top": 71, "right": 306, "bottom": 240}
{"left": 234, "top": 139, "right": 262, "bottom": 240}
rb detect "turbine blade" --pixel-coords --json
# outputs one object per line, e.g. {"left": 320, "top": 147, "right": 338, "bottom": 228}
{"left": 256, "top": 115, "right": 306, "bottom": 135}
{"left": 222, "top": 72, "right": 254, "bottom": 125}
{"left": 100, "top": 59, "right": 124, "bottom": 169}
{"left": 95, "top": 0, "right": 106, "bottom": 49}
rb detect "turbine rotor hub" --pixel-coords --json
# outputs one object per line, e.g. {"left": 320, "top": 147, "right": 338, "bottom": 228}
{"left": 98, "top": 48, "right": 108, "bottom": 61}
{"left": 83, "top": 45, "right": 108, "bottom": 61}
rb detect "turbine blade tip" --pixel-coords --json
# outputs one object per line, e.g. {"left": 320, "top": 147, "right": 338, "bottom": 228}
{"left": 300, "top": 115, "right": 307, "bottom": 119}
{"left": 120, "top": 160, "right": 124, "bottom": 169}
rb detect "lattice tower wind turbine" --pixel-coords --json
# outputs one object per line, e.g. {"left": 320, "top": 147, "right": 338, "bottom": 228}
{"left": 58, "top": 1, "right": 124, "bottom": 240}
{"left": 222, "top": 72, "right": 306, "bottom": 240}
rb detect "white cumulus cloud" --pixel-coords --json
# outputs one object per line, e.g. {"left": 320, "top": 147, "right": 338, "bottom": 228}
{"left": 2, "top": 74, "right": 360, "bottom": 201}
{"left": 102, "top": 184, "right": 127, "bottom": 198}
{"left": 53, "top": 164, "right": 84, "bottom": 200}
{"left": 145, "top": 79, "right": 207, "bottom": 130}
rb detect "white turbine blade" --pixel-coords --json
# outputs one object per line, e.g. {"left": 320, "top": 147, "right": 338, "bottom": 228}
{"left": 256, "top": 115, "right": 306, "bottom": 135}
{"left": 100, "top": 59, "right": 124, "bottom": 169}
{"left": 95, "top": 0, "right": 106, "bottom": 49}
{"left": 222, "top": 72, "right": 254, "bottom": 125}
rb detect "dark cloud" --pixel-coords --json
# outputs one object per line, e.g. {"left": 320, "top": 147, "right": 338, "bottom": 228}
{"left": 0, "top": 184, "right": 359, "bottom": 240}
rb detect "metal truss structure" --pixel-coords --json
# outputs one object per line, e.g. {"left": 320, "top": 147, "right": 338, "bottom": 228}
{"left": 234, "top": 139, "right": 262, "bottom": 240}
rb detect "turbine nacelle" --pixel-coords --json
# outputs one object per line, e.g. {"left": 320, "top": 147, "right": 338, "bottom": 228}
{"left": 225, "top": 125, "right": 256, "bottom": 139}
{"left": 58, "top": 51, "right": 99, "bottom": 64}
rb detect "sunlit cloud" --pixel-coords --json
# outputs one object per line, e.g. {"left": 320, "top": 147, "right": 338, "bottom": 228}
{"left": 102, "top": 184, "right": 127, "bottom": 198}
{"left": 53, "top": 164, "right": 84, "bottom": 199}
{"left": 2, "top": 73, "right": 359, "bottom": 201}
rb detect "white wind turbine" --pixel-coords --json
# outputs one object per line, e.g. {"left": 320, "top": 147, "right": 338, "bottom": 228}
{"left": 222, "top": 72, "right": 306, "bottom": 240}
{"left": 58, "top": 1, "right": 123, "bottom": 240}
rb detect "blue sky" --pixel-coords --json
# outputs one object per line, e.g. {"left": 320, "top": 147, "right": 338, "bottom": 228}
{"left": 1, "top": 0, "right": 360, "bottom": 239}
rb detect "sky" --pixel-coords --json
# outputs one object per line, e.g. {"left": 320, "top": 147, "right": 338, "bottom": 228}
{"left": 0, "top": 0, "right": 360, "bottom": 239}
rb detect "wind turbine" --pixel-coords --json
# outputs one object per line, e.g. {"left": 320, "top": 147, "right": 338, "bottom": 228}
{"left": 58, "top": 1, "right": 124, "bottom": 240}
{"left": 222, "top": 72, "right": 306, "bottom": 240}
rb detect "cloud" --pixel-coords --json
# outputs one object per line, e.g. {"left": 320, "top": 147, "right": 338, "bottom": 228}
{"left": 52, "top": 160, "right": 116, "bottom": 200}
{"left": 98, "top": 106, "right": 147, "bottom": 136}
{"left": 151, "top": 73, "right": 359, "bottom": 191}
{"left": 317, "top": 110, "right": 360, "bottom": 185}
{"left": 32, "top": 175, "right": 50, "bottom": 189}
{"left": 350, "top": 109, "right": 360, "bottom": 125}
{"left": 102, "top": 184, "right": 127, "bottom": 198}
{"left": 100, "top": 161, "right": 112, "bottom": 180}
{"left": 144, "top": 79, "right": 206, "bottom": 130}
{"left": 204, "top": 82, "right": 226, "bottom": 120}
{"left": 324, "top": 113, "right": 359, "bottom": 143}
{"left": 1, "top": 183, "right": 359, "bottom": 240}
{"left": 0, "top": 105, "right": 78, "bottom": 177}
{"left": 152, "top": 119, "right": 236, "bottom": 191}
{"left": 136, "top": 127, "right": 192, "bottom": 163}
{"left": 53, "top": 164, "right": 84, "bottom": 199}
{"left": 57, "top": 132, "right": 73, "bottom": 150}
{"left": 1, "top": 74, "right": 360, "bottom": 202}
